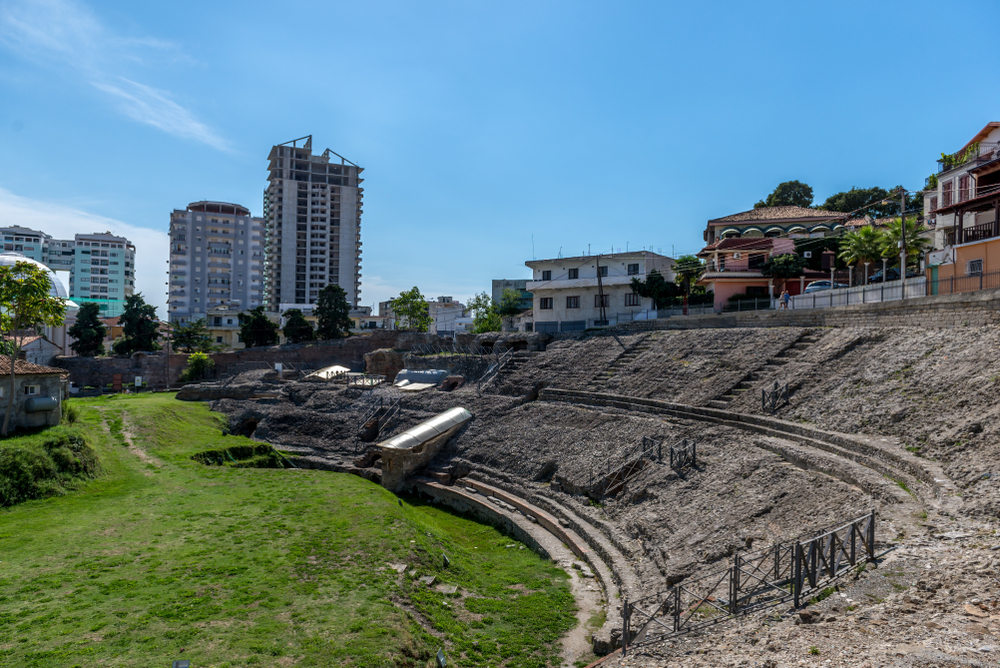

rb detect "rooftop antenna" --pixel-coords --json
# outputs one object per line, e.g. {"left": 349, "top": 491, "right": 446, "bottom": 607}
{"left": 532, "top": 234, "right": 535, "bottom": 261}
{"left": 558, "top": 246, "right": 562, "bottom": 259}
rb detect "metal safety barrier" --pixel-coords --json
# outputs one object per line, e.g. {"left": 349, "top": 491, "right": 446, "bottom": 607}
{"left": 761, "top": 381, "right": 789, "bottom": 415}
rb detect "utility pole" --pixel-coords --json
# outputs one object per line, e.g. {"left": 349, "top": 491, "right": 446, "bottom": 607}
{"left": 596, "top": 254, "right": 607, "bottom": 325}
{"left": 899, "top": 188, "right": 907, "bottom": 299}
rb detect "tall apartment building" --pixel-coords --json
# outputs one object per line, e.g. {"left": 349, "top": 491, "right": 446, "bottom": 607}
{"left": 167, "top": 201, "right": 266, "bottom": 325}
{"left": 0, "top": 226, "right": 135, "bottom": 316}
{"left": 65, "top": 232, "right": 136, "bottom": 316}
{"left": 263, "top": 135, "right": 363, "bottom": 310}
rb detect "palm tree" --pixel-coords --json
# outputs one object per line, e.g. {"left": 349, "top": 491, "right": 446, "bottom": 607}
{"left": 672, "top": 255, "right": 705, "bottom": 315}
{"left": 879, "top": 217, "right": 931, "bottom": 271}
{"left": 838, "top": 226, "right": 884, "bottom": 284}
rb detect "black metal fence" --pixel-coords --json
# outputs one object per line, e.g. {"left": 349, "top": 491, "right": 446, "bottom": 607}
{"left": 622, "top": 511, "right": 877, "bottom": 654}
{"left": 761, "top": 381, "right": 788, "bottom": 415}
{"left": 477, "top": 348, "right": 515, "bottom": 395}
{"left": 588, "top": 436, "right": 663, "bottom": 499}
{"left": 926, "top": 268, "right": 1000, "bottom": 296}
{"left": 410, "top": 343, "right": 509, "bottom": 357}
{"left": 669, "top": 439, "right": 696, "bottom": 471}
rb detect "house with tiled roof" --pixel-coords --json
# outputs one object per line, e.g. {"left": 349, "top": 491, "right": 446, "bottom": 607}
{"left": 0, "top": 355, "right": 68, "bottom": 432}
{"left": 698, "top": 207, "right": 848, "bottom": 310}
{"left": 923, "top": 122, "right": 1000, "bottom": 292}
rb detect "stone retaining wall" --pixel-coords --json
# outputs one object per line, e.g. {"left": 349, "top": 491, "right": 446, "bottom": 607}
{"left": 621, "top": 288, "right": 1000, "bottom": 331}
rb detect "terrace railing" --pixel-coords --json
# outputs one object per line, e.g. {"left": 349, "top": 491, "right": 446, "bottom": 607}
{"left": 622, "top": 511, "right": 877, "bottom": 654}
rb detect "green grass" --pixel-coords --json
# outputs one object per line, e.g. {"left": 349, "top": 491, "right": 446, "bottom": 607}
{"left": 0, "top": 394, "right": 576, "bottom": 667}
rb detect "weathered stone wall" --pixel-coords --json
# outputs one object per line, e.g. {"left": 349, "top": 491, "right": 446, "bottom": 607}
{"left": 53, "top": 331, "right": 458, "bottom": 389}
{"left": 6, "top": 374, "right": 65, "bottom": 431}
{"left": 621, "top": 289, "right": 1000, "bottom": 331}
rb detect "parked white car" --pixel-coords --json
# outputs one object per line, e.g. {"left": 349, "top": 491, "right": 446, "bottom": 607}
{"left": 803, "top": 280, "right": 848, "bottom": 294}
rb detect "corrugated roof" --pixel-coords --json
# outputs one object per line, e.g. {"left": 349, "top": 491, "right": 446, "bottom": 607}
{"left": 708, "top": 206, "right": 847, "bottom": 224}
{"left": 0, "top": 355, "right": 67, "bottom": 376}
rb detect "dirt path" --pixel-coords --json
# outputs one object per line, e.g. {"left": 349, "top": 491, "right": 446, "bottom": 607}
{"left": 560, "top": 559, "right": 605, "bottom": 667}
{"left": 97, "top": 407, "right": 161, "bottom": 473}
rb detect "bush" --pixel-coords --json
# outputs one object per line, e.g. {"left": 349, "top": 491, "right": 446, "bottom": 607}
{"left": 63, "top": 402, "right": 79, "bottom": 424}
{"left": 0, "top": 428, "right": 99, "bottom": 507}
{"left": 180, "top": 352, "right": 215, "bottom": 382}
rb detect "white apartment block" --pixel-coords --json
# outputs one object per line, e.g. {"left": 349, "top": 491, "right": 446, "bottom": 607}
{"left": 168, "top": 201, "right": 265, "bottom": 325}
{"left": 0, "top": 226, "right": 135, "bottom": 317}
{"left": 263, "top": 135, "right": 363, "bottom": 310}
{"left": 525, "top": 251, "right": 675, "bottom": 332}
{"left": 378, "top": 296, "right": 466, "bottom": 334}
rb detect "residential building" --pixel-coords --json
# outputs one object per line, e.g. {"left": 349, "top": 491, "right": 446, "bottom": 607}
{"left": 64, "top": 232, "right": 136, "bottom": 317}
{"left": 0, "top": 226, "right": 48, "bottom": 262}
{"left": 697, "top": 207, "right": 849, "bottom": 310}
{"left": 206, "top": 307, "right": 244, "bottom": 349}
{"left": 526, "top": 251, "right": 675, "bottom": 332}
{"left": 924, "top": 122, "right": 1000, "bottom": 288}
{"left": 491, "top": 279, "right": 533, "bottom": 310}
{"left": 703, "top": 206, "right": 848, "bottom": 245}
{"left": 168, "top": 201, "right": 265, "bottom": 325}
{"left": 263, "top": 135, "right": 363, "bottom": 311}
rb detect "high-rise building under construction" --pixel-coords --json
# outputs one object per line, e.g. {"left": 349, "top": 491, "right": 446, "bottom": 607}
{"left": 263, "top": 136, "right": 363, "bottom": 310}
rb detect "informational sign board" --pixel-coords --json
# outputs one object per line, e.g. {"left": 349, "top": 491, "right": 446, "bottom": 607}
{"left": 134, "top": 376, "right": 142, "bottom": 387}
{"left": 112, "top": 374, "right": 122, "bottom": 392}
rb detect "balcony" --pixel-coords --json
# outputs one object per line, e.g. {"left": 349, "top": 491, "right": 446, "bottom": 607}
{"left": 938, "top": 142, "right": 1000, "bottom": 174}
{"left": 962, "top": 221, "right": 1000, "bottom": 244}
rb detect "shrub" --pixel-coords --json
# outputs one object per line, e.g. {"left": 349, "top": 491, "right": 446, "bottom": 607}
{"left": 63, "top": 402, "right": 79, "bottom": 424}
{"left": 0, "top": 428, "right": 99, "bottom": 506}
{"left": 180, "top": 352, "right": 215, "bottom": 382}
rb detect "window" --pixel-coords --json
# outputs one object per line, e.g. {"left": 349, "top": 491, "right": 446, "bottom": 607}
{"left": 627, "top": 263, "right": 640, "bottom": 275}
{"left": 539, "top": 297, "right": 553, "bottom": 310}
{"left": 967, "top": 259, "right": 983, "bottom": 276}
{"left": 541, "top": 270, "right": 552, "bottom": 281}
{"left": 943, "top": 180, "right": 954, "bottom": 207}
{"left": 959, "top": 175, "right": 970, "bottom": 202}
{"left": 216, "top": 336, "right": 223, "bottom": 343}
{"left": 595, "top": 294, "right": 609, "bottom": 308}
{"left": 625, "top": 293, "right": 641, "bottom": 307}
{"left": 567, "top": 268, "right": 579, "bottom": 279}
{"left": 566, "top": 296, "right": 580, "bottom": 309}
{"left": 24, "top": 385, "right": 38, "bottom": 396}
{"left": 598, "top": 266, "right": 608, "bottom": 277}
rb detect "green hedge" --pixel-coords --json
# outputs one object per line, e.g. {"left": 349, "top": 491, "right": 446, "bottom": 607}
{"left": 0, "top": 428, "right": 99, "bottom": 507}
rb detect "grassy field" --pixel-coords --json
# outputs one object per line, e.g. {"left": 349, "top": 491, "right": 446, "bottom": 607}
{"left": 0, "top": 394, "right": 575, "bottom": 667}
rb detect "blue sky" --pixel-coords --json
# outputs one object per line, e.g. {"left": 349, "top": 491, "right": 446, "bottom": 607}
{"left": 1, "top": 0, "right": 999, "bottom": 316}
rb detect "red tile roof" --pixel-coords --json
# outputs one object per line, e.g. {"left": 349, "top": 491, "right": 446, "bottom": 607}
{"left": 708, "top": 206, "right": 848, "bottom": 225}
{"left": 0, "top": 355, "right": 67, "bottom": 376}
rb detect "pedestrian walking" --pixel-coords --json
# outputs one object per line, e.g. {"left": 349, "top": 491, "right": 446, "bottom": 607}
{"left": 781, "top": 289, "right": 790, "bottom": 310}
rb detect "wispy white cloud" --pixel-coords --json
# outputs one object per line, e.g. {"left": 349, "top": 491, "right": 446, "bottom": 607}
{"left": 0, "top": 0, "right": 227, "bottom": 151}
{"left": 0, "top": 187, "right": 168, "bottom": 317}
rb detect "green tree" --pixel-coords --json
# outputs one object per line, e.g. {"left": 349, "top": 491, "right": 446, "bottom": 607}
{"left": 879, "top": 217, "right": 931, "bottom": 269}
{"left": 314, "top": 285, "right": 353, "bottom": 340}
{"left": 838, "top": 226, "right": 885, "bottom": 284}
{"left": 672, "top": 255, "right": 706, "bottom": 313}
{"left": 820, "top": 186, "right": 893, "bottom": 217}
{"left": 391, "top": 287, "right": 431, "bottom": 332}
{"left": 630, "top": 269, "right": 681, "bottom": 309}
{"left": 238, "top": 306, "right": 279, "bottom": 348}
{"left": 67, "top": 302, "right": 107, "bottom": 357}
{"left": 282, "top": 309, "right": 315, "bottom": 344}
{"left": 754, "top": 180, "right": 814, "bottom": 209}
{"left": 170, "top": 318, "right": 214, "bottom": 353}
{"left": 760, "top": 253, "right": 807, "bottom": 291}
{"left": 112, "top": 294, "right": 160, "bottom": 356}
{"left": 793, "top": 237, "right": 847, "bottom": 272}
{"left": 497, "top": 288, "right": 525, "bottom": 318}
{"left": 179, "top": 352, "right": 215, "bottom": 382}
{"left": 0, "top": 261, "right": 67, "bottom": 436}
{"left": 467, "top": 292, "right": 501, "bottom": 333}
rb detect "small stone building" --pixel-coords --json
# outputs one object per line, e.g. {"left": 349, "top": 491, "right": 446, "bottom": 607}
{"left": 0, "top": 355, "right": 67, "bottom": 432}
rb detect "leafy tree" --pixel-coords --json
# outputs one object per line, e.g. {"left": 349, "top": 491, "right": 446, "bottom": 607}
{"left": 391, "top": 287, "right": 431, "bottom": 332}
{"left": 630, "top": 269, "right": 681, "bottom": 309}
{"left": 793, "top": 237, "right": 847, "bottom": 272}
{"left": 68, "top": 302, "right": 107, "bottom": 357}
{"left": 179, "top": 352, "right": 215, "bottom": 382}
{"left": 112, "top": 293, "right": 160, "bottom": 356}
{"left": 879, "top": 217, "right": 931, "bottom": 269}
{"left": 238, "top": 306, "right": 279, "bottom": 348}
{"left": 838, "top": 226, "right": 885, "bottom": 283}
{"left": 497, "top": 288, "right": 526, "bottom": 318}
{"left": 170, "top": 318, "right": 214, "bottom": 353}
{"left": 672, "top": 255, "right": 705, "bottom": 313}
{"left": 314, "top": 284, "right": 353, "bottom": 340}
{"left": 282, "top": 309, "right": 315, "bottom": 344}
{"left": 820, "top": 186, "right": 893, "bottom": 217}
{"left": 760, "top": 253, "right": 807, "bottom": 291}
{"left": 467, "top": 292, "right": 501, "bottom": 333}
{"left": 0, "top": 261, "right": 66, "bottom": 436}
{"left": 754, "top": 180, "right": 814, "bottom": 209}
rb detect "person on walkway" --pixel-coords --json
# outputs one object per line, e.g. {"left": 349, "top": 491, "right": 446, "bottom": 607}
{"left": 781, "top": 290, "right": 790, "bottom": 309}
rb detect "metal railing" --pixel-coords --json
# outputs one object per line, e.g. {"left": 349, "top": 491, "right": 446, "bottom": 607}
{"left": 477, "top": 348, "right": 515, "bottom": 395}
{"left": 669, "top": 439, "right": 696, "bottom": 471}
{"left": 622, "top": 511, "right": 877, "bottom": 654}
{"left": 721, "top": 298, "right": 772, "bottom": 313}
{"left": 927, "top": 267, "right": 1000, "bottom": 296}
{"left": 937, "top": 141, "right": 1000, "bottom": 173}
{"left": 588, "top": 435, "right": 663, "bottom": 499}
{"left": 781, "top": 276, "right": 926, "bottom": 310}
{"left": 761, "top": 381, "right": 788, "bottom": 415}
